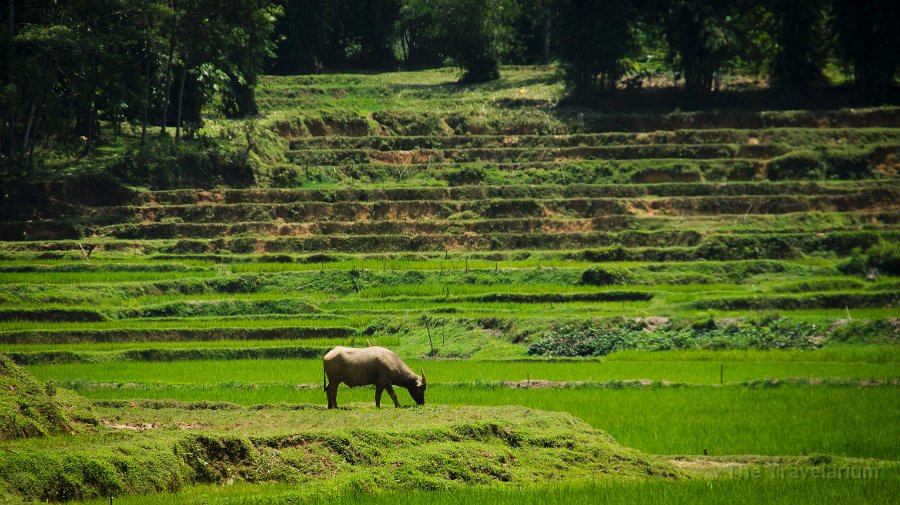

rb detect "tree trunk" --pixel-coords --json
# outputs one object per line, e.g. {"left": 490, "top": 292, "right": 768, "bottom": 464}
{"left": 27, "top": 110, "right": 40, "bottom": 158}
{"left": 175, "top": 60, "right": 187, "bottom": 144}
{"left": 160, "top": 0, "right": 178, "bottom": 135}
{"left": 542, "top": 7, "right": 551, "bottom": 65}
{"left": 83, "top": 98, "right": 95, "bottom": 156}
{"left": 21, "top": 101, "right": 35, "bottom": 152}
{"left": 6, "top": 0, "right": 16, "bottom": 161}
{"left": 83, "top": 52, "right": 98, "bottom": 156}
{"left": 160, "top": 37, "right": 175, "bottom": 135}
{"left": 141, "top": 26, "right": 152, "bottom": 146}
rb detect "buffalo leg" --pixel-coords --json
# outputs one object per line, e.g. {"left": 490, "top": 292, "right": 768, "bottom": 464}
{"left": 326, "top": 382, "right": 339, "bottom": 409}
{"left": 386, "top": 385, "right": 400, "bottom": 407}
{"left": 375, "top": 385, "right": 384, "bottom": 408}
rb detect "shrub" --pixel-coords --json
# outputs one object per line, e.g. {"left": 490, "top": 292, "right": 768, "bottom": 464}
{"left": 829, "top": 320, "right": 899, "bottom": 344}
{"left": 112, "top": 137, "right": 252, "bottom": 189}
{"left": 555, "top": 0, "right": 639, "bottom": 95}
{"left": 581, "top": 267, "right": 629, "bottom": 286}
{"left": 526, "top": 315, "right": 854, "bottom": 357}
{"left": 839, "top": 241, "right": 900, "bottom": 276}
{"left": 528, "top": 321, "right": 641, "bottom": 357}
{"left": 863, "top": 241, "right": 900, "bottom": 276}
{"left": 766, "top": 150, "right": 824, "bottom": 180}
{"left": 444, "top": 166, "right": 486, "bottom": 186}
{"left": 824, "top": 148, "right": 873, "bottom": 179}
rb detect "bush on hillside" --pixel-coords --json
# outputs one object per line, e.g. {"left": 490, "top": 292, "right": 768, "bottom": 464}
{"left": 581, "top": 267, "right": 630, "bottom": 286}
{"left": 766, "top": 150, "right": 824, "bottom": 180}
{"left": 525, "top": 315, "right": 878, "bottom": 357}
{"left": 840, "top": 241, "right": 900, "bottom": 276}
{"left": 824, "top": 148, "right": 874, "bottom": 179}
{"left": 444, "top": 166, "right": 486, "bottom": 186}
{"left": 112, "top": 137, "right": 252, "bottom": 189}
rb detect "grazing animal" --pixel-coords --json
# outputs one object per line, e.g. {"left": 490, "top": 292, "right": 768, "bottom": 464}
{"left": 323, "top": 346, "right": 426, "bottom": 409}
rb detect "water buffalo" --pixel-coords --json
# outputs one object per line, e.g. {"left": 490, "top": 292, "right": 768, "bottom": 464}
{"left": 323, "top": 346, "right": 426, "bottom": 409}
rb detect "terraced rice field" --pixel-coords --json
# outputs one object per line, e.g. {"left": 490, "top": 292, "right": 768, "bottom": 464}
{"left": 1, "top": 67, "right": 899, "bottom": 503}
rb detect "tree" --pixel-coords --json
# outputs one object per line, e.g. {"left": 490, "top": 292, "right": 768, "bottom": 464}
{"left": 555, "top": 0, "right": 640, "bottom": 95}
{"left": 830, "top": 0, "right": 899, "bottom": 92}
{"left": 768, "top": 0, "right": 828, "bottom": 89}
{"left": 508, "top": 0, "right": 554, "bottom": 65}
{"left": 170, "top": 0, "right": 281, "bottom": 140}
{"left": 270, "top": 0, "right": 332, "bottom": 73}
{"left": 662, "top": 0, "right": 740, "bottom": 93}
{"left": 399, "top": 0, "right": 519, "bottom": 82}
{"left": 0, "top": 0, "right": 280, "bottom": 170}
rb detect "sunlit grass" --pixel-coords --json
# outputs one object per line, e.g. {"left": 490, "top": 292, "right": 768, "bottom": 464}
{"left": 28, "top": 349, "right": 900, "bottom": 386}
{"left": 77, "top": 470, "right": 900, "bottom": 505}
{"left": 51, "top": 380, "right": 900, "bottom": 460}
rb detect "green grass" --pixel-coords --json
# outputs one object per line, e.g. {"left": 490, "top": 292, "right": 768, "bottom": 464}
{"left": 0, "top": 339, "right": 342, "bottom": 353}
{"left": 25, "top": 353, "right": 900, "bottom": 385}
{"left": 0, "top": 403, "right": 680, "bottom": 502}
{"left": 74, "top": 469, "right": 900, "bottom": 505}
{"left": 24, "top": 348, "right": 900, "bottom": 460}
{"left": 0, "top": 316, "right": 365, "bottom": 332}
{"left": 0, "top": 270, "right": 217, "bottom": 284}
{"left": 257, "top": 67, "right": 566, "bottom": 114}
{"left": 46, "top": 382, "right": 900, "bottom": 460}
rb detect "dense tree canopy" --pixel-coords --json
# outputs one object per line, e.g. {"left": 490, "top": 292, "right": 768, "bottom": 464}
{"left": 554, "top": 0, "right": 640, "bottom": 95}
{"left": 265, "top": 0, "right": 896, "bottom": 93}
{"left": 1, "top": 0, "right": 280, "bottom": 169}
{"left": 2, "top": 0, "right": 897, "bottom": 174}
{"left": 399, "top": 0, "right": 519, "bottom": 82}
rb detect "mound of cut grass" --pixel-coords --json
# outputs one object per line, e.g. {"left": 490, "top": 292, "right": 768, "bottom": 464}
{"left": 0, "top": 353, "right": 95, "bottom": 440}
{"left": 0, "top": 403, "right": 682, "bottom": 502}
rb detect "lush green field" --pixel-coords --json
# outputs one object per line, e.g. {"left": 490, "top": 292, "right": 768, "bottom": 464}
{"left": 27, "top": 352, "right": 900, "bottom": 385}
{"left": 34, "top": 362, "right": 900, "bottom": 459}
{"left": 1, "top": 66, "right": 899, "bottom": 503}
{"left": 46, "top": 380, "right": 900, "bottom": 460}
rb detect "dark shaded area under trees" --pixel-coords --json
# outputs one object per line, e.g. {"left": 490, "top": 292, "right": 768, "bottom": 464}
{"left": 269, "top": 0, "right": 897, "bottom": 94}
{"left": 0, "top": 0, "right": 281, "bottom": 174}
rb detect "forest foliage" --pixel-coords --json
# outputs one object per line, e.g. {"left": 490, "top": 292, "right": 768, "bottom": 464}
{"left": 1, "top": 0, "right": 897, "bottom": 176}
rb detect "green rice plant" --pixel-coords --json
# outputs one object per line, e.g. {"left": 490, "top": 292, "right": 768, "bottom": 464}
{"left": 0, "top": 270, "right": 218, "bottom": 284}
{"left": 26, "top": 350, "right": 900, "bottom": 387}
{"left": 73, "top": 470, "right": 900, "bottom": 505}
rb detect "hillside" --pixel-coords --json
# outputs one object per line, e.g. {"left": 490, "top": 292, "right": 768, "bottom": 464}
{"left": 1, "top": 68, "right": 898, "bottom": 364}
{"left": 0, "top": 67, "right": 898, "bottom": 503}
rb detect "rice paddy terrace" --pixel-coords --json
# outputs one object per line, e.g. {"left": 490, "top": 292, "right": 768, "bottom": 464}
{"left": 1, "top": 68, "right": 900, "bottom": 502}
{"left": 3, "top": 69, "right": 899, "bottom": 355}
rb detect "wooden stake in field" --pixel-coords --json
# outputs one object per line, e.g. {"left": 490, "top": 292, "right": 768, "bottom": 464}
{"left": 78, "top": 243, "right": 93, "bottom": 261}
{"left": 426, "top": 322, "right": 435, "bottom": 356}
